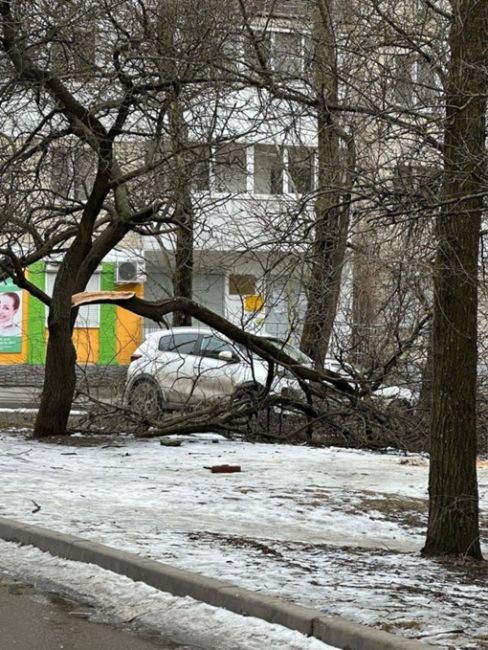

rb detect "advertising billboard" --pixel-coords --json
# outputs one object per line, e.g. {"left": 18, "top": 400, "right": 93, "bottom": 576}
{"left": 0, "top": 280, "right": 22, "bottom": 353}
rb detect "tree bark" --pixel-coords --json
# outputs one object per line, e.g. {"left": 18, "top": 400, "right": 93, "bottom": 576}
{"left": 35, "top": 311, "right": 77, "bottom": 437}
{"left": 172, "top": 188, "right": 194, "bottom": 327}
{"left": 300, "top": 0, "right": 351, "bottom": 367}
{"left": 34, "top": 258, "right": 81, "bottom": 437}
{"left": 168, "top": 98, "right": 194, "bottom": 329}
{"left": 422, "top": 0, "right": 487, "bottom": 559}
{"left": 350, "top": 231, "right": 379, "bottom": 366}
{"left": 155, "top": 7, "right": 195, "bottom": 328}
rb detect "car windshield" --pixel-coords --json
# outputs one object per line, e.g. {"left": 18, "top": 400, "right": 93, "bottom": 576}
{"left": 263, "top": 337, "right": 312, "bottom": 366}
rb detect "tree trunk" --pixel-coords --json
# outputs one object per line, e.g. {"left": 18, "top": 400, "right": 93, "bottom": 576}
{"left": 34, "top": 312, "right": 77, "bottom": 437}
{"left": 300, "top": 171, "right": 349, "bottom": 367}
{"left": 300, "top": 0, "right": 350, "bottom": 367}
{"left": 172, "top": 194, "right": 194, "bottom": 327}
{"left": 34, "top": 265, "right": 79, "bottom": 438}
{"left": 168, "top": 99, "right": 194, "bottom": 329}
{"left": 33, "top": 227, "right": 99, "bottom": 438}
{"left": 155, "top": 10, "right": 195, "bottom": 328}
{"left": 422, "top": 0, "right": 487, "bottom": 559}
{"left": 350, "top": 232, "right": 379, "bottom": 366}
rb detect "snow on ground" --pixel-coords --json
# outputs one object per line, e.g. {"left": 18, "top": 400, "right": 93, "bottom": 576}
{"left": 0, "top": 430, "right": 487, "bottom": 649}
{"left": 0, "top": 541, "right": 333, "bottom": 650}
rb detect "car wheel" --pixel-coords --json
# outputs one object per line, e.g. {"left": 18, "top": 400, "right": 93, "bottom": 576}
{"left": 129, "top": 379, "right": 164, "bottom": 419}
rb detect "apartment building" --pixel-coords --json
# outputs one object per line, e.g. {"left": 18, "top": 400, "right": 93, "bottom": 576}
{"left": 0, "top": 0, "right": 439, "bottom": 370}
{"left": 0, "top": 0, "right": 317, "bottom": 367}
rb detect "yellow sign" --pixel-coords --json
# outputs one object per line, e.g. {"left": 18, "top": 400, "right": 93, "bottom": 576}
{"left": 244, "top": 294, "right": 264, "bottom": 312}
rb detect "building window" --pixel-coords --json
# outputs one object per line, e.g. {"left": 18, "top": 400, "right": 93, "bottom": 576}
{"left": 287, "top": 146, "right": 314, "bottom": 194}
{"left": 415, "top": 59, "right": 439, "bottom": 108}
{"left": 45, "top": 271, "right": 100, "bottom": 327}
{"left": 191, "top": 144, "right": 211, "bottom": 192}
{"left": 392, "top": 163, "right": 441, "bottom": 206}
{"left": 214, "top": 143, "right": 247, "bottom": 193}
{"left": 273, "top": 31, "right": 303, "bottom": 76}
{"left": 50, "top": 146, "right": 72, "bottom": 198}
{"left": 254, "top": 144, "right": 283, "bottom": 194}
{"left": 244, "top": 31, "right": 272, "bottom": 71}
{"left": 245, "top": 29, "right": 307, "bottom": 78}
{"left": 392, "top": 55, "right": 415, "bottom": 108}
{"left": 229, "top": 274, "right": 256, "bottom": 296}
{"left": 221, "top": 32, "right": 245, "bottom": 74}
{"left": 145, "top": 139, "right": 171, "bottom": 195}
{"left": 392, "top": 54, "right": 439, "bottom": 109}
{"left": 145, "top": 141, "right": 210, "bottom": 194}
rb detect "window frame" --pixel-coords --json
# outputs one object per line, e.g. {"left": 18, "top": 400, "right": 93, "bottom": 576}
{"left": 244, "top": 27, "right": 308, "bottom": 78}
{"left": 253, "top": 143, "right": 284, "bottom": 195}
{"left": 272, "top": 30, "right": 304, "bottom": 77}
{"left": 391, "top": 52, "right": 440, "bottom": 110}
{"left": 286, "top": 145, "right": 315, "bottom": 195}
{"left": 213, "top": 142, "right": 248, "bottom": 194}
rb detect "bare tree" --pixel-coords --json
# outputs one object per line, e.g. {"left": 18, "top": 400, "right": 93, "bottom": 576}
{"left": 0, "top": 0, "right": 240, "bottom": 437}
{"left": 299, "top": 1, "right": 355, "bottom": 368}
{"left": 422, "top": 0, "right": 488, "bottom": 559}
{"left": 2, "top": 0, "right": 487, "bottom": 563}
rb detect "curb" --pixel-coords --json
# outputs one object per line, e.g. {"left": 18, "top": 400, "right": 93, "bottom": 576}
{"left": 0, "top": 516, "right": 425, "bottom": 650}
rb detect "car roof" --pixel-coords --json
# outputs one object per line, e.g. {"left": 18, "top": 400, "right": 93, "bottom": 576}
{"left": 146, "top": 326, "right": 215, "bottom": 339}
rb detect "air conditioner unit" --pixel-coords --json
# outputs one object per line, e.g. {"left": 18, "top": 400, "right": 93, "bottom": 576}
{"left": 115, "top": 259, "right": 146, "bottom": 284}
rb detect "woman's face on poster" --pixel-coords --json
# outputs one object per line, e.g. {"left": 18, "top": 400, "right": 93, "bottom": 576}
{"left": 0, "top": 293, "right": 19, "bottom": 328}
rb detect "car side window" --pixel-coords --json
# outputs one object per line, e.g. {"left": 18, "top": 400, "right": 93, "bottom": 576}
{"left": 199, "top": 335, "right": 234, "bottom": 359}
{"left": 158, "top": 333, "right": 198, "bottom": 355}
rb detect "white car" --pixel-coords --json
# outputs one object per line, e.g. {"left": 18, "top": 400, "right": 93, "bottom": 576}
{"left": 323, "top": 358, "right": 415, "bottom": 404}
{"left": 125, "top": 327, "right": 310, "bottom": 416}
{"left": 125, "top": 327, "right": 414, "bottom": 417}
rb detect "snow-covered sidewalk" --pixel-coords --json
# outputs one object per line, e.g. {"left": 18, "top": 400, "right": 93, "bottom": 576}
{"left": 0, "top": 431, "right": 487, "bottom": 648}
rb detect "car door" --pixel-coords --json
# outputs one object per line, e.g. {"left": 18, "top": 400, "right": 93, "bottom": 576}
{"left": 153, "top": 332, "right": 200, "bottom": 406}
{"left": 192, "top": 334, "right": 247, "bottom": 400}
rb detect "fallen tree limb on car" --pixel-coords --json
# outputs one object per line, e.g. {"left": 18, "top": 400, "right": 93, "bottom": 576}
{"left": 71, "top": 291, "right": 357, "bottom": 398}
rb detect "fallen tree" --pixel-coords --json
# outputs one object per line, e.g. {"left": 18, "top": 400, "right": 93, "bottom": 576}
{"left": 73, "top": 290, "right": 358, "bottom": 396}
{"left": 70, "top": 290, "right": 425, "bottom": 451}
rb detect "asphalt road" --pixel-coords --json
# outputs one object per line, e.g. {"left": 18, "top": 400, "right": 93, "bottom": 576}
{"left": 0, "top": 387, "right": 41, "bottom": 409}
{"left": 0, "top": 386, "right": 119, "bottom": 410}
{"left": 0, "top": 386, "right": 125, "bottom": 430}
{"left": 0, "top": 576, "right": 196, "bottom": 650}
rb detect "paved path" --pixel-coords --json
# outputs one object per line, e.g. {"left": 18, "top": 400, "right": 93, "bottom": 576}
{"left": 0, "top": 575, "right": 195, "bottom": 650}
{"left": 0, "top": 387, "right": 41, "bottom": 409}
{"left": 0, "top": 517, "right": 425, "bottom": 650}
{"left": 0, "top": 386, "right": 120, "bottom": 409}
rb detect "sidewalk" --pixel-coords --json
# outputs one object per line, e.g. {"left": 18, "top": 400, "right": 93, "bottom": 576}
{"left": 0, "top": 517, "right": 424, "bottom": 650}
{"left": 0, "top": 365, "right": 125, "bottom": 420}
{"left": 0, "top": 575, "right": 195, "bottom": 650}
{"left": 0, "top": 428, "right": 455, "bottom": 647}
{"left": 0, "top": 385, "right": 121, "bottom": 429}
{"left": 0, "top": 385, "right": 119, "bottom": 409}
